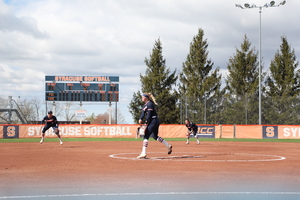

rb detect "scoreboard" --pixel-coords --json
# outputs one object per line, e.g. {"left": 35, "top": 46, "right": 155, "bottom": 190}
{"left": 45, "top": 76, "right": 119, "bottom": 102}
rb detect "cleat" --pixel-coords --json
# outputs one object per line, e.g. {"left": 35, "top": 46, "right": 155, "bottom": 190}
{"left": 167, "top": 145, "right": 172, "bottom": 155}
{"left": 40, "top": 139, "right": 44, "bottom": 144}
{"left": 60, "top": 141, "right": 63, "bottom": 145}
{"left": 186, "top": 141, "right": 189, "bottom": 145}
{"left": 137, "top": 154, "right": 147, "bottom": 159}
{"left": 197, "top": 141, "right": 200, "bottom": 145}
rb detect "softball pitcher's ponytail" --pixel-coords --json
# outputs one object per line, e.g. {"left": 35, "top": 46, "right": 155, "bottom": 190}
{"left": 143, "top": 93, "right": 158, "bottom": 105}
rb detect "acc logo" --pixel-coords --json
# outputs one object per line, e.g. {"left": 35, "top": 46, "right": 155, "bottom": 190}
{"left": 262, "top": 126, "right": 278, "bottom": 139}
{"left": 196, "top": 126, "right": 215, "bottom": 138}
{"left": 3, "top": 126, "right": 19, "bottom": 138}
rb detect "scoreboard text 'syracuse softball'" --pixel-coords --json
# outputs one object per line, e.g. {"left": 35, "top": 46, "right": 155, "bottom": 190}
{"left": 45, "top": 76, "right": 119, "bottom": 102}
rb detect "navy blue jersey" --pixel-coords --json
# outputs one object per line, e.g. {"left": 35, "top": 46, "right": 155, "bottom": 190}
{"left": 41, "top": 115, "right": 59, "bottom": 127}
{"left": 139, "top": 101, "right": 158, "bottom": 124}
{"left": 186, "top": 122, "right": 198, "bottom": 133}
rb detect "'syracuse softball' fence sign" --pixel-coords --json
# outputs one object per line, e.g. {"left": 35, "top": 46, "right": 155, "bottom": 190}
{"left": 1, "top": 124, "right": 300, "bottom": 139}
{"left": 45, "top": 76, "right": 119, "bottom": 102}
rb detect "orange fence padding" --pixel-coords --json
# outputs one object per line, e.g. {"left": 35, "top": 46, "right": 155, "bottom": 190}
{"left": 235, "top": 125, "right": 261, "bottom": 139}
{"left": 220, "top": 125, "right": 234, "bottom": 138}
{"left": 158, "top": 124, "right": 186, "bottom": 138}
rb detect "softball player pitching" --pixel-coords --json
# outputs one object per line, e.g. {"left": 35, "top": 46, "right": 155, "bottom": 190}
{"left": 185, "top": 118, "right": 200, "bottom": 145}
{"left": 40, "top": 111, "right": 63, "bottom": 145}
{"left": 137, "top": 93, "right": 172, "bottom": 159}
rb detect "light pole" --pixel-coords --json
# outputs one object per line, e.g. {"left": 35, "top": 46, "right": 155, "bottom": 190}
{"left": 235, "top": 0, "right": 286, "bottom": 125}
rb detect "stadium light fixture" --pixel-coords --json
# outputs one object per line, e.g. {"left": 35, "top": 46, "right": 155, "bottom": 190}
{"left": 235, "top": 1, "right": 286, "bottom": 125}
{"left": 235, "top": 4, "right": 244, "bottom": 9}
{"left": 280, "top": 0, "right": 286, "bottom": 5}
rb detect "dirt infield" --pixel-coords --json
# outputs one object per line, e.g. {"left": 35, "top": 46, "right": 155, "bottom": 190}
{"left": 1, "top": 140, "right": 300, "bottom": 199}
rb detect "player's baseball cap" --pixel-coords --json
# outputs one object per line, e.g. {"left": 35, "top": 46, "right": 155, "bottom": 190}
{"left": 48, "top": 110, "right": 53, "bottom": 114}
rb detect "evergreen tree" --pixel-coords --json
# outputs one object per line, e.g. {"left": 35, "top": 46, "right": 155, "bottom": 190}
{"left": 224, "top": 35, "right": 260, "bottom": 124}
{"left": 128, "top": 91, "right": 144, "bottom": 123}
{"left": 128, "top": 39, "right": 179, "bottom": 124}
{"left": 179, "top": 28, "right": 222, "bottom": 124}
{"left": 264, "top": 36, "right": 300, "bottom": 124}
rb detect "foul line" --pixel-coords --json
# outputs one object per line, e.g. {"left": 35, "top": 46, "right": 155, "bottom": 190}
{"left": 1, "top": 191, "right": 300, "bottom": 199}
{"left": 109, "top": 152, "right": 286, "bottom": 162}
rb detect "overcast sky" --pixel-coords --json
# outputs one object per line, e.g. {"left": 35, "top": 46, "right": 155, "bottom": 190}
{"left": 0, "top": 0, "right": 299, "bottom": 124}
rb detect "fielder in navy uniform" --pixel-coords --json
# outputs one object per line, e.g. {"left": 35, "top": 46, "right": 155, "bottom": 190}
{"left": 137, "top": 93, "right": 172, "bottom": 159}
{"left": 185, "top": 118, "right": 200, "bottom": 145}
{"left": 40, "top": 111, "right": 63, "bottom": 145}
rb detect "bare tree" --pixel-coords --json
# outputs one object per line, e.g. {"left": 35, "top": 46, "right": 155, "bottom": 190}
{"left": 93, "top": 112, "right": 110, "bottom": 124}
{"left": 116, "top": 108, "right": 127, "bottom": 124}
{"left": 0, "top": 97, "right": 10, "bottom": 123}
{"left": 30, "top": 98, "right": 42, "bottom": 121}
{"left": 64, "top": 102, "right": 77, "bottom": 121}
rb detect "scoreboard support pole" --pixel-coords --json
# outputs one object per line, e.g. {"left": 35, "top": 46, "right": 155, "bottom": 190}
{"left": 45, "top": 101, "right": 48, "bottom": 115}
{"left": 108, "top": 102, "right": 112, "bottom": 124}
{"left": 52, "top": 101, "right": 56, "bottom": 115}
{"left": 79, "top": 101, "right": 83, "bottom": 125}
{"left": 115, "top": 101, "right": 117, "bottom": 125}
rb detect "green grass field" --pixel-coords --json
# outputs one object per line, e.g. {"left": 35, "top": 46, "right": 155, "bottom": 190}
{"left": 0, "top": 138, "right": 299, "bottom": 143}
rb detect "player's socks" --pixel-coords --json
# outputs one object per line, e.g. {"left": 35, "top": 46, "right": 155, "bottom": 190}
{"left": 57, "top": 135, "right": 63, "bottom": 145}
{"left": 137, "top": 139, "right": 148, "bottom": 158}
{"left": 157, "top": 136, "right": 169, "bottom": 147}
{"left": 40, "top": 137, "right": 44, "bottom": 144}
{"left": 196, "top": 138, "right": 200, "bottom": 145}
{"left": 142, "top": 139, "right": 148, "bottom": 154}
{"left": 157, "top": 137, "right": 172, "bottom": 155}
